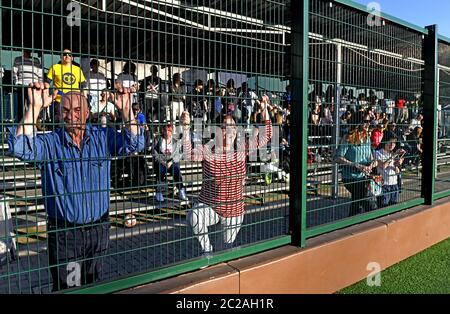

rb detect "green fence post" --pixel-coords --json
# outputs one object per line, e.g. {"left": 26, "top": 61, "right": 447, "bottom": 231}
{"left": 289, "top": 0, "right": 309, "bottom": 248}
{"left": 423, "top": 25, "right": 439, "bottom": 205}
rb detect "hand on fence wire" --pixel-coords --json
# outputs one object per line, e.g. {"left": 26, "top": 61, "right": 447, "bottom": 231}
{"left": 27, "top": 82, "right": 56, "bottom": 111}
{"left": 114, "top": 88, "right": 132, "bottom": 116}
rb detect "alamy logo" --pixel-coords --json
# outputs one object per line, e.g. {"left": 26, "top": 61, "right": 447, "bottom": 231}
{"left": 367, "top": 2, "right": 382, "bottom": 27}
{"left": 366, "top": 262, "right": 382, "bottom": 287}
{"left": 66, "top": 262, "right": 81, "bottom": 287}
{"left": 67, "top": 2, "right": 81, "bottom": 27}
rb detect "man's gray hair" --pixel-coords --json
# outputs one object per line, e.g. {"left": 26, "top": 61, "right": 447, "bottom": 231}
{"left": 62, "top": 91, "right": 89, "bottom": 109}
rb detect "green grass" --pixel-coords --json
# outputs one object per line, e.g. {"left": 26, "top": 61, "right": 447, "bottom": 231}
{"left": 339, "top": 238, "right": 450, "bottom": 294}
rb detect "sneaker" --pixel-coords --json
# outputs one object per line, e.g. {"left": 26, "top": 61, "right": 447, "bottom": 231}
{"left": 179, "top": 188, "right": 188, "bottom": 201}
{"left": 155, "top": 192, "right": 164, "bottom": 202}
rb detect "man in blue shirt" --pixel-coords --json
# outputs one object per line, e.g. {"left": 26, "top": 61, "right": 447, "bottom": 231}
{"left": 8, "top": 82, "right": 144, "bottom": 291}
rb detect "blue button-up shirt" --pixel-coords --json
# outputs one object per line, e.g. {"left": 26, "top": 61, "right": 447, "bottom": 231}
{"left": 8, "top": 125, "right": 144, "bottom": 224}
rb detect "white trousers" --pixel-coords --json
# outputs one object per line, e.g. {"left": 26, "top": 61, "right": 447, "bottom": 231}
{"left": 187, "top": 203, "right": 244, "bottom": 253}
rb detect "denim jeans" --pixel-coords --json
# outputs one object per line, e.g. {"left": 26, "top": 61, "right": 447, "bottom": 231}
{"left": 378, "top": 184, "right": 399, "bottom": 208}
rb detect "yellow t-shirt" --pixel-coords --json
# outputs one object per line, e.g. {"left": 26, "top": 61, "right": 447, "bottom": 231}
{"left": 47, "top": 63, "right": 86, "bottom": 102}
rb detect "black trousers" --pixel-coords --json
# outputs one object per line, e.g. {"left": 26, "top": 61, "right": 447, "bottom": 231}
{"left": 343, "top": 178, "right": 378, "bottom": 216}
{"left": 47, "top": 217, "right": 110, "bottom": 292}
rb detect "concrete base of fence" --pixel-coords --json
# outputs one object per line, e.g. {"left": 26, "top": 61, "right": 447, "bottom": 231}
{"left": 118, "top": 197, "right": 450, "bottom": 294}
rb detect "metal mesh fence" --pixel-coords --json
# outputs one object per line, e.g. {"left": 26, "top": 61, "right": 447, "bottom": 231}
{"left": 436, "top": 39, "right": 450, "bottom": 194}
{"left": 0, "top": 0, "right": 447, "bottom": 295}
{"left": 306, "top": 0, "right": 424, "bottom": 229}
{"left": 0, "top": 0, "right": 290, "bottom": 293}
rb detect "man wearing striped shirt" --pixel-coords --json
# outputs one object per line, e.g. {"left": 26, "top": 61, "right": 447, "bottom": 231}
{"left": 87, "top": 59, "right": 108, "bottom": 109}
{"left": 181, "top": 95, "right": 272, "bottom": 255}
{"left": 13, "top": 50, "right": 43, "bottom": 122}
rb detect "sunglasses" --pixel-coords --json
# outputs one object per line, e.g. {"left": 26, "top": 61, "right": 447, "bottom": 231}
{"left": 63, "top": 53, "right": 72, "bottom": 57}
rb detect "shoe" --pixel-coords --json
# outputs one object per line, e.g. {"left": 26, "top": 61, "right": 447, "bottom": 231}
{"left": 179, "top": 188, "right": 188, "bottom": 201}
{"left": 155, "top": 192, "right": 164, "bottom": 202}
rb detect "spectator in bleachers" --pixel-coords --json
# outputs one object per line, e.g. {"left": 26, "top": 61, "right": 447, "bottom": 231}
{"left": 206, "top": 79, "right": 220, "bottom": 123}
{"left": 395, "top": 97, "right": 408, "bottom": 123}
{"left": 188, "top": 79, "right": 208, "bottom": 123}
{"left": 259, "top": 110, "right": 289, "bottom": 183}
{"left": 169, "top": 72, "right": 185, "bottom": 122}
{"left": 320, "top": 103, "right": 334, "bottom": 139}
{"left": 13, "top": 50, "right": 43, "bottom": 122}
{"left": 90, "top": 89, "right": 116, "bottom": 127}
{"left": 370, "top": 123, "right": 384, "bottom": 150}
{"left": 409, "top": 113, "right": 423, "bottom": 131}
{"left": 283, "top": 84, "right": 292, "bottom": 111}
{"left": 337, "top": 113, "right": 378, "bottom": 216}
{"left": 374, "top": 131, "right": 406, "bottom": 208}
{"left": 47, "top": 49, "right": 87, "bottom": 123}
{"left": 405, "top": 126, "right": 423, "bottom": 167}
{"left": 152, "top": 123, "right": 188, "bottom": 202}
{"left": 357, "top": 93, "right": 368, "bottom": 111}
{"left": 223, "top": 78, "right": 238, "bottom": 119}
{"left": 140, "top": 65, "right": 162, "bottom": 122}
{"left": 377, "top": 112, "right": 387, "bottom": 124}
{"left": 340, "top": 110, "right": 352, "bottom": 137}
{"left": 87, "top": 59, "right": 108, "bottom": 110}
{"left": 115, "top": 61, "right": 139, "bottom": 105}
{"left": 180, "top": 95, "right": 272, "bottom": 255}
{"left": 8, "top": 83, "right": 144, "bottom": 291}
{"left": 366, "top": 106, "right": 377, "bottom": 121}
{"left": 309, "top": 101, "right": 321, "bottom": 137}
{"left": 368, "top": 90, "right": 378, "bottom": 107}
{"left": 238, "top": 82, "right": 259, "bottom": 129}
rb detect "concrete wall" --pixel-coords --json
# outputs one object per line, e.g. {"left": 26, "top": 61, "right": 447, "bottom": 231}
{"left": 119, "top": 197, "right": 450, "bottom": 294}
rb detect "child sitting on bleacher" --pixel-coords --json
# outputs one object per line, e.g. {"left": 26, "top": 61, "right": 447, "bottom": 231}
{"left": 152, "top": 124, "right": 188, "bottom": 202}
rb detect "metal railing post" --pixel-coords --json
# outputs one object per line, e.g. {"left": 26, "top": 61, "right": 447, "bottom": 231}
{"left": 422, "top": 25, "right": 439, "bottom": 205}
{"left": 290, "top": 0, "right": 309, "bottom": 248}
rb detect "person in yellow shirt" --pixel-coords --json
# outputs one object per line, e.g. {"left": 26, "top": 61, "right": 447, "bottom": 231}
{"left": 46, "top": 49, "right": 87, "bottom": 127}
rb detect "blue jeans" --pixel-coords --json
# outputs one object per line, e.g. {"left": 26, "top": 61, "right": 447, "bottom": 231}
{"left": 378, "top": 184, "right": 399, "bottom": 208}
{"left": 154, "top": 162, "right": 184, "bottom": 192}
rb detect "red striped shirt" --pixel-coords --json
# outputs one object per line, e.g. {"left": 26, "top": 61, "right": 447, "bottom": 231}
{"left": 183, "top": 122, "right": 272, "bottom": 217}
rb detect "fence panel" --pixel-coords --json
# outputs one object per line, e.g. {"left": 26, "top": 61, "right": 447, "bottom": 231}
{"left": 435, "top": 39, "right": 450, "bottom": 197}
{"left": 0, "top": 0, "right": 291, "bottom": 293}
{"left": 306, "top": 0, "right": 425, "bottom": 235}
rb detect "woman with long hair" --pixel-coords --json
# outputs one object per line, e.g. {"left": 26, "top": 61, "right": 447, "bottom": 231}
{"left": 337, "top": 113, "right": 378, "bottom": 216}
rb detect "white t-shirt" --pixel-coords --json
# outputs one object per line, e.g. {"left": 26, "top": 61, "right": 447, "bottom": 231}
{"left": 91, "top": 100, "right": 115, "bottom": 115}
{"left": 161, "top": 138, "right": 173, "bottom": 156}
{"left": 239, "top": 90, "right": 258, "bottom": 111}
{"left": 375, "top": 149, "right": 398, "bottom": 186}
{"left": 384, "top": 100, "right": 395, "bottom": 115}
